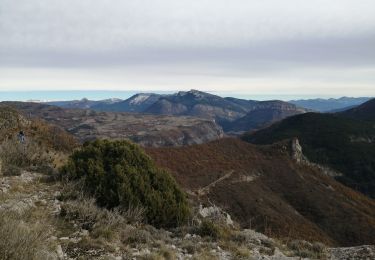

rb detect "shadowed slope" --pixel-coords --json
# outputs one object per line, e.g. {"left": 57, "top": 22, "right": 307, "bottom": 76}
{"left": 339, "top": 98, "right": 375, "bottom": 121}
{"left": 243, "top": 112, "right": 375, "bottom": 198}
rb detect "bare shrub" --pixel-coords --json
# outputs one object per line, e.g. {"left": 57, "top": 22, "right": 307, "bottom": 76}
{"left": 287, "top": 240, "right": 327, "bottom": 258}
{"left": 61, "top": 196, "right": 145, "bottom": 232}
{"left": 2, "top": 164, "right": 22, "bottom": 176}
{"left": 0, "top": 210, "right": 53, "bottom": 260}
{"left": 118, "top": 204, "right": 145, "bottom": 224}
{"left": 121, "top": 227, "right": 152, "bottom": 245}
{"left": 58, "top": 179, "right": 86, "bottom": 201}
{"left": 61, "top": 197, "right": 107, "bottom": 229}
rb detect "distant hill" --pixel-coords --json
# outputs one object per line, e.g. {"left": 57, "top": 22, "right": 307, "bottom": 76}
{"left": 225, "top": 101, "right": 307, "bottom": 133}
{"left": 290, "top": 97, "right": 371, "bottom": 112}
{"left": 46, "top": 98, "right": 121, "bottom": 110}
{"left": 147, "top": 138, "right": 375, "bottom": 246}
{"left": 242, "top": 112, "right": 375, "bottom": 198}
{"left": 339, "top": 98, "right": 375, "bottom": 121}
{"left": 92, "top": 93, "right": 162, "bottom": 112}
{"left": 145, "top": 90, "right": 249, "bottom": 122}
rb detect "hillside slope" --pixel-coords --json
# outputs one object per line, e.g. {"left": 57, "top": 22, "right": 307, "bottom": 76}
{"left": 339, "top": 98, "right": 375, "bottom": 121}
{"left": 243, "top": 112, "right": 375, "bottom": 198}
{"left": 0, "top": 105, "right": 77, "bottom": 152}
{"left": 147, "top": 138, "right": 375, "bottom": 246}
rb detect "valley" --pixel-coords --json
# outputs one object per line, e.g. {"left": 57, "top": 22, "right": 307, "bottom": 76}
{"left": 1, "top": 102, "right": 223, "bottom": 147}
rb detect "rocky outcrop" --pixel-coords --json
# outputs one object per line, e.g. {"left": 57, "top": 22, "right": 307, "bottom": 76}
{"left": 329, "top": 245, "right": 375, "bottom": 260}
{"left": 290, "top": 138, "right": 342, "bottom": 177}
{"left": 291, "top": 138, "right": 305, "bottom": 163}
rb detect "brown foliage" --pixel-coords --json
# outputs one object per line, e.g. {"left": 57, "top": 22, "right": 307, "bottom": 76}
{"left": 147, "top": 138, "right": 375, "bottom": 246}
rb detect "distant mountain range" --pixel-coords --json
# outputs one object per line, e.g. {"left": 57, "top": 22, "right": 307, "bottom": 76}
{"left": 47, "top": 98, "right": 121, "bottom": 110}
{"left": 92, "top": 93, "right": 162, "bottom": 112}
{"left": 44, "top": 90, "right": 309, "bottom": 133}
{"left": 42, "top": 92, "right": 375, "bottom": 136}
{"left": 289, "top": 97, "right": 372, "bottom": 112}
{"left": 243, "top": 98, "right": 375, "bottom": 198}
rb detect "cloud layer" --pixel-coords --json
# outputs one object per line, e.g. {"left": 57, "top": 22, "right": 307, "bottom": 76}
{"left": 0, "top": 0, "right": 374, "bottom": 97}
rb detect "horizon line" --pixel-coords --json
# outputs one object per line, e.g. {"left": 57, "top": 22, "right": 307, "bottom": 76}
{"left": 0, "top": 89, "right": 373, "bottom": 102}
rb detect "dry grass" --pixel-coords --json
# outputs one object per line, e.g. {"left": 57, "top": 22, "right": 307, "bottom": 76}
{"left": 0, "top": 137, "right": 53, "bottom": 174}
{"left": 0, "top": 210, "right": 54, "bottom": 260}
{"left": 60, "top": 196, "right": 145, "bottom": 243}
{"left": 121, "top": 226, "right": 152, "bottom": 245}
{"left": 287, "top": 240, "right": 327, "bottom": 259}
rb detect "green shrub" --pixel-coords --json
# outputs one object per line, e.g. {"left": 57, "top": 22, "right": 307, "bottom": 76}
{"left": 60, "top": 139, "right": 190, "bottom": 228}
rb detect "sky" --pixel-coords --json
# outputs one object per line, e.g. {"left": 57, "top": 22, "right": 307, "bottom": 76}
{"left": 0, "top": 0, "right": 374, "bottom": 100}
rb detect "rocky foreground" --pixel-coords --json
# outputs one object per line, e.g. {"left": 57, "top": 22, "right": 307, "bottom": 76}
{"left": 0, "top": 170, "right": 374, "bottom": 260}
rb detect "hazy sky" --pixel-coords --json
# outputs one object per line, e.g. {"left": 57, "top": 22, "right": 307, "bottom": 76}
{"left": 0, "top": 0, "right": 374, "bottom": 99}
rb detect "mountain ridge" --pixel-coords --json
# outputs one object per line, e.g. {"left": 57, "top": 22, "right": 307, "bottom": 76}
{"left": 40, "top": 90, "right": 308, "bottom": 132}
{"left": 290, "top": 97, "right": 372, "bottom": 112}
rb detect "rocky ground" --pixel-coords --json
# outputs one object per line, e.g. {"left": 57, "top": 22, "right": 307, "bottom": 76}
{"left": 1, "top": 170, "right": 374, "bottom": 260}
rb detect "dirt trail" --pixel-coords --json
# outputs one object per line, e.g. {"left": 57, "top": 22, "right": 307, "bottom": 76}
{"left": 197, "top": 170, "right": 234, "bottom": 196}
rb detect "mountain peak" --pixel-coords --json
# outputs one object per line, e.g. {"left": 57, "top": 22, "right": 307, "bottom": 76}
{"left": 176, "top": 89, "right": 213, "bottom": 98}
